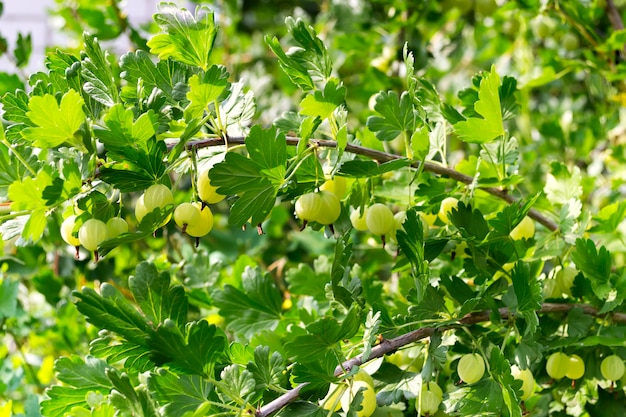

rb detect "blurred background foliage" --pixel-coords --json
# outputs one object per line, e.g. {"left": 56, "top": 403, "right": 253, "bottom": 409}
{"left": 1, "top": 0, "right": 626, "bottom": 414}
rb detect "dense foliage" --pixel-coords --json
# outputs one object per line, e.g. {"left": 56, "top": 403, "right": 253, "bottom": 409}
{"left": 1, "top": 0, "right": 626, "bottom": 416}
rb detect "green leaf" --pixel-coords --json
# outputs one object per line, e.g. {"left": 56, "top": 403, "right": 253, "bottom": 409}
{"left": 81, "top": 33, "right": 119, "bottom": 106}
{"left": 396, "top": 209, "right": 427, "bottom": 278}
{"left": 265, "top": 17, "right": 332, "bottom": 91}
{"left": 8, "top": 168, "right": 55, "bottom": 241}
{"left": 185, "top": 65, "right": 230, "bottom": 117}
{"left": 300, "top": 79, "right": 346, "bottom": 120}
{"left": 366, "top": 91, "right": 420, "bottom": 141}
{"left": 149, "top": 319, "right": 228, "bottom": 376}
{"left": 566, "top": 307, "right": 594, "bottom": 339}
{"left": 120, "top": 50, "right": 191, "bottom": 103}
{"left": 488, "top": 194, "right": 540, "bottom": 239}
{"left": 212, "top": 266, "right": 283, "bottom": 339}
{"left": 99, "top": 139, "right": 167, "bottom": 192}
{"left": 284, "top": 306, "right": 360, "bottom": 362}
{"left": 448, "top": 202, "right": 489, "bottom": 241}
{"left": 266, "top": 36, "right": 315, "bottom": 91}
{"left": 96, "top": 104, "right": 158, "bottom": 152}
{"left": 544, "top": 162, "right": 582, "bottom": 205}
{"left": 108, "top": 370, "right": 159, "bottom": 417}
{"left": 129, "top": 262, "right": 188, "bottom": 328}
{"left": 13, "top": 32, "right": 32, "bottom": 68}
{"left": 361, "top": 311, "right": 381, "bottom": 362}
{"left": 247, "top": 346, "right": 285, "bottom": 390}
{"left": 74, "top": 283, "right": 150, "bottom": 346}
{"left": 338, "top": 159, "right": 411, "bottom": 178}
{"left": 149, "top": 370, "right": 215, "bottom": 417}
{"left": 219, "top": 364, "right": 256, "bottom": 403}
{"left": 40, "top": 356, "right": 113, "bottom": 417}
{"left": 22, "top": 90, "right": 86, "bottom": 149}
{"left": 147, "top": 3, "right": 217, "bottom": 70}
{"left": 0, "top": 89, "right": 31, "bottom": 124}
{"left": 571, "top": 238, "right": 612, "bottom": 299}
{"left": 510, "top": 262, "right": 541, "bottom": 335}
{"left": 454, "top": 66, "right": 505, "bottom": 143}
{"left": 411, "top": 127, "right": 430, "bottom": 161}
{"left": 210, "top": 128, "right": 287, "bottom": 226}
{"left": 0, "top": 277, "right": 19, "bottom": 319}
{"left": 285, "top": 263, "right": 329, "bottom": 301}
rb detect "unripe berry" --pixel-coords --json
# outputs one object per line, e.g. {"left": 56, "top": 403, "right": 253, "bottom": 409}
{"left": 61, "top": 215, "right": 81, "bottom": 247}
{"left": 174, "top": 202, "right": 202, "bottom": 233}
{"left": 198, "top": 168, "right": 225, "bottom": 204}
{"left": 438, "top": 197, "right": 458, "bottom": 224}
{"left": 314, "top": 191, "right": 341, "bottom": 225}
{"left": 510, "top": 216, "right": 535, "bottom": 240}
{"left": 295, "top": 192, "right": 322, "bottom": 223}
{"left": 601, "top": 355, "right": 625, "bottom": 381}
{"left": 365, "top": 203, "right": 395, "bottom": 236}
{"left": 79, "top": 218, "right": 109, "bottom": 262}
{"left": 106, "top": 217, "right": 128, "bottom": 238}
{"left": 457, "top": 353, "right": 485, "bottom": 384}
{"left": 546, "top": 352, "right": 569, "bottom": 380}
{"left": 350, "top": 208, "right": 369, "bottom": 231}
{"left": 143, "top": 184, "right": 174, "bottom": 212}
{"left": 511, "top": 365, "right": 534, "bottom": 401}
{"left": 185, "top": 203, "right": 213, "bottom": 238}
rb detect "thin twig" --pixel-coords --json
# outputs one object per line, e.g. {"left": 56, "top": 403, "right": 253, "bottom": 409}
{"left": 171, "top": 136, "right": 559, "bottom": 232}
{"left": 255, "top": 302, "right": 626, "bottom": 417}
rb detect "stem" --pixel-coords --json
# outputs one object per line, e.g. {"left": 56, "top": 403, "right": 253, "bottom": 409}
{"left": 255, "top": 302, "right": 626, "bottom": 417}
{"left": 2, "top": 139, "right": 36, "bottom": 176}
{"left": 166, "top": 136, "right": 559, "bottom": 232}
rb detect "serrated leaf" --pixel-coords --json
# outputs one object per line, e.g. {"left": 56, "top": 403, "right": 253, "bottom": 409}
{"left": 510, "top": 262, "right": 541, "bottom": 335}
{"left": 81, "top": 33, "right": 119, "bottom": 106}
{"left": 448, "top": 202, "right": 489, "bottom": 241}
{"left": 396, "top": 209, "right": 426, "bottom": 278}
{"left": 149, "top": 370, "right": 214, "bottom": 417}
{"left": 95, "top": 104, "right": 158, "bottom": 152}
{"left": 120, "top": 50, "right": 191, "bottom": 103}
{"left": 8, "top": 168, "right": 55, "bottom": 241}
{"left": 284, "top": 306, "right": 360, "bottom": 362}
{"left": 13, "top": 32, "right": 31, "bottom": 68}
{"left": 366, "top": 91, "right": 420, "bottom": 141}
{"left": 300, "top": 79, "right": 346, "bottom": 120}
{"left": 566, "top": 307, "right": 593, "bottom": 339}
{"left": 544, "top": 162, "right": 582, "bottom": 205}
{"left": 265, "top": 17, "right": 332, "bottom": 90}
{"left": 107, "top": 370, "right": 159, "bottom": 417}
{"left": 454, "top": 66, "right": 505, "bottom": 143}
{"left": 212, "top": 266, "right": 283, "bottom": 339}
{"left": 149, "top": 319, "right": 228, "bottom": 376}
{"left": 21, "top": 90, "right": 86, "bottom": 149}
{"left": 285, "top": 263, "right": 329, "bottom": 301}
{"left": 147, "top": 3, "right": 217, "bottom": 70}
{"left": 219, "top": 365, "right": 256, "bottom": 403}
{"left": 0, "top": 89, "right": 31, "bottom": 124}
{"left": 210, "top": 128, "right": 286, "bottom": 226}
{"left": 40, "top": 356, "right": 112, "bottom": 417}
{"left": 74, "top": 283, "right": 150, "bottom": 346}
{"left": 571, "top": 238, "right": 612, "bottom": 299}
{"left": 488, "top": 194, "right": 540, "bottom": 239}
{"left": 98, "top": 139, "right": 167, "bottom": 192}
{"left": 245, "top": 125, "right": 287, "bottom": 181}
{"left": 247, "top": 346, "right": 285, "bottom": 391}
{"left": 185, "top": 65, "right": 230, "bottom": 117}
{"left": 129, "top": 262, "right": 188, "bottom": 327}
{"left": 338, "top": 159, "right": 410, "bottom": 178}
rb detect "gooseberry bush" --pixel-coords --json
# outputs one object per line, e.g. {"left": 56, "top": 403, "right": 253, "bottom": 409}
{"left": 1, "top": 1, "right": 626, "bottom": 416}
